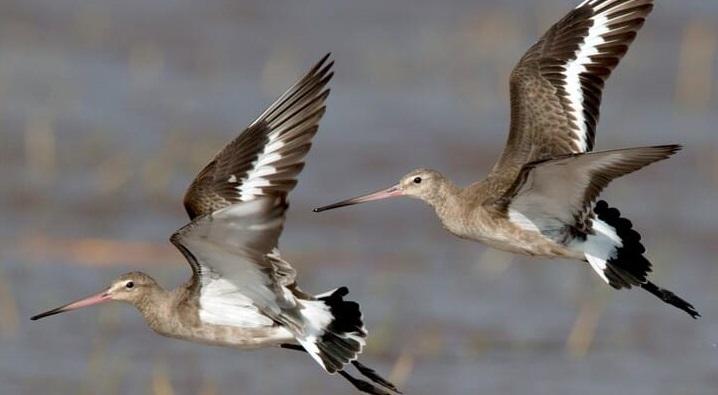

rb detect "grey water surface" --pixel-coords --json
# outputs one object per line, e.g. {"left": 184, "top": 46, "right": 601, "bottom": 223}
{"left": 1, "top": 1, "right": 717, "bottom": 394}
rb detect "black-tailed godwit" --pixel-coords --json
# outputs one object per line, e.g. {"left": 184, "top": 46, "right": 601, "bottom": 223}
{"left": 32, "top": 54, "right": 399, "bottom": 395}
{"left": 314, "top": 0, "right": 699, "bottom": 318}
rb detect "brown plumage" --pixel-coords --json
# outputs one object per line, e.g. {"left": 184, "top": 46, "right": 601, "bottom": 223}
{"left": 31, "top": 54, "right": 400, "bottom": 395}
{"left": 315, "top": 0, "right": 699, "bottom": 318}
{"left": 184, "top": 54, "right": 332, "bottom": 219}
{"left": 496, "top": 0, "right": 655, "bottom": 174}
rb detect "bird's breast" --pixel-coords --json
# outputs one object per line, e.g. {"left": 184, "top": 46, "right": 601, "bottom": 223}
{"left": 440, "top": 209, "right": 574, "bottom": 258}
{"left": 156, "top": 319, "right": 293, "bottom": 349}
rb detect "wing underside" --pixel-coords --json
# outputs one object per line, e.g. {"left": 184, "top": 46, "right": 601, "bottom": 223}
{"left": 500, "top": 145, "right": 679, "bottom": 241}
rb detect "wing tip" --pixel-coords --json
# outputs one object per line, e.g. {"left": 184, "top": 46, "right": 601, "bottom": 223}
{"left": 313, "top": 53, "right": 334, "bottom": 79}
{"left": 646, "top": 144, "right": 682, "bottom": 158}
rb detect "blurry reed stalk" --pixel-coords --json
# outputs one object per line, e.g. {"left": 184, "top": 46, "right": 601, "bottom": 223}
{"left": 0, "top": 269, "right": 19, "bottom": 338}
{"left": 79, "top": 309, "right": 126, "bottom": 395}
{"left": 152, "top": 359, "right": 175, "bottom": 395}
{"left": 675, "top": 20, "right": 716, "bottom": 111}
{"left": 565, "top": 289, "right": 607, "bottom": 359}
{"left": 105, "top": 358, "right": 126, "bottom": 395}
{"left": 389, "top": 345, "right": 415, "bottom": 390}
{"left": 199, "top": 377, "right": 219, "bottom": 395}
{"left": 82, "top": 334, "right": 111, "bottom": 395}
{"left": 24, "top": 110, "right": 56, "bottom": 184}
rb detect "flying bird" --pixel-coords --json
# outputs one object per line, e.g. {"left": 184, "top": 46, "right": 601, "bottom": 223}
{"left": 32, "top": 55, "right": 399, "bottom": 395}
{"left": 314, "top": 0, "right": 699, "bottom": 318}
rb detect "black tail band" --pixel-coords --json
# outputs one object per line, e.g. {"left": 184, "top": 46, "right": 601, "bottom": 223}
{"left": 594, "top": 201, "right": 700, "bottom": 319}
{"left": 593, "top": 200, "right": 651, "bottom": 288}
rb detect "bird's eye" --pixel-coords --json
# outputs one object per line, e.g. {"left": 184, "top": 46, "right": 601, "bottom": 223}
{"left": 126, "top": 281, "right": 134, "bottom": 289}
{"left": 413, "top": 177, "right": 422, "bottom": 184}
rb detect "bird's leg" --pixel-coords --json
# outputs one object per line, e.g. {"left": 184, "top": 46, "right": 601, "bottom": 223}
{"left": 279, "top": 344, "right": 399, "bottom": 394}
{"left": 349, "top": 360, "right": 401, "bottom": 393}
{"left": 338, "top": 370, "right": 393, "bottom": 395}
{"left": 640, "top": 281, "right": 700, "bottom": 319}
{"left": 279, "top": 343, "right": 305, "bottom": 352}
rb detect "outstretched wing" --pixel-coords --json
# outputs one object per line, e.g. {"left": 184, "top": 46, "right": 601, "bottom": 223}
{"left": 497, "top": 145, "right": 679, "bottom": 242}
{"left": 491, "top": 0, "right": 654, "bottom": 178}
{"left": 171, "top": 55, "right": 334, "bottom": 327}
{"left": 183, "top": 54, "right": 333, "bottom": 219}
{"left": 171, "top": 198, "right": 295, "bottom": 327}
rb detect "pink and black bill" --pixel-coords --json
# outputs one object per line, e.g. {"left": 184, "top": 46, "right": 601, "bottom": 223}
{"left": 313, "top": 185, "right": 403, "bottom": 213}
{"left": 31, "top": 290, "right": 111, "bottom": 320}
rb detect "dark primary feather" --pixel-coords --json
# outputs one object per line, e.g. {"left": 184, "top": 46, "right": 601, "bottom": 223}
{"left": 183, "top": 54, "right": 333, "bottom": 219}
{"left": 491, "top": 0, "right": 654, "bottom": 180}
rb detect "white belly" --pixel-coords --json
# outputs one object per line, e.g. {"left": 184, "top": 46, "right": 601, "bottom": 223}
{"left": 199, "top": 277, "right": 275, "bottom": 328}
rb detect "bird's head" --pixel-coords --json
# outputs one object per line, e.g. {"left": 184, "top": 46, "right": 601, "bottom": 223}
{"left": 31, "top": 271, "right": 158, "bottom": 321}
{"left": 313, "top": 168, "right": 447, "bottom": 212}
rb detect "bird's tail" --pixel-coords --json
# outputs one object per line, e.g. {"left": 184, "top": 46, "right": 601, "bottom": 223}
{"left": 579, "top": 200, "right": 700, "bottom": 318}
{"left": 295, "top": 287, "right": 368, "bottom": 373}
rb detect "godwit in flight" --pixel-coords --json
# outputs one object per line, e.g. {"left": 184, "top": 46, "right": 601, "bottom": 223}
{"left": 315, "top": 0, "right": 699, "bottom": 318}
{"left": 32, "top": 54, "right": 399, "bottom": 395}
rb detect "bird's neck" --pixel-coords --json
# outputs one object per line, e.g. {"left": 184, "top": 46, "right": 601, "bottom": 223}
{"left": 132, "top": 285, "right": 173, "bottom": 331}
{"left": 426, "top": 179, "right": 463, "bottom": 213}
{"left": 426, "top": 180, "right": 479, "bottom": 238}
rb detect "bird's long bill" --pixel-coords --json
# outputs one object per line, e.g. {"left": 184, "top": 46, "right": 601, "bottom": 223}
{"left": 31, "top": 290, "right": 111, "bottom": 321}
{"left": 313, "top": 184, "right": 403, "bottom": 212}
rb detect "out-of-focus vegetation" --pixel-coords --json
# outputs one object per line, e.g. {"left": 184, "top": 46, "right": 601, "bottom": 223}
{"left": 1, "top": 1, "right": 717, "bottom": 394}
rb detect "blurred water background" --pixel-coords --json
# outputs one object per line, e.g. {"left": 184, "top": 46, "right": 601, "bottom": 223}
{"left": 1, "top": 0, "right": 717, "bottom": 394}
